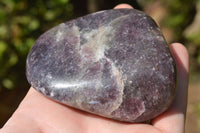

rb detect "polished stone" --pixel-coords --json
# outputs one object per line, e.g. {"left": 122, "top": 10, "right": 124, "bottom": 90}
{"left": 26, "top": 9, "right": 176, "bottom": 122}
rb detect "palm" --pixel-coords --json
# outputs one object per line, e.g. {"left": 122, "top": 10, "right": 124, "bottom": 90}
{"left": 17, "top": 88, "right": 159, "bottom": 133}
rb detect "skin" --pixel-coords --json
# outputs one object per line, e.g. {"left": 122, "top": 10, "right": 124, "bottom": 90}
{"left": 0, "top": 4, "right": 189, "bottom": 133}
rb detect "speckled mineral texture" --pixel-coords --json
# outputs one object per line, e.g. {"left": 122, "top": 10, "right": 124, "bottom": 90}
{"left": 26, "top": 9, "right": 176, "bottom": 122}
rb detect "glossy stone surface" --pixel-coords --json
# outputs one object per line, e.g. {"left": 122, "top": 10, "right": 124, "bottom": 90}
{"left": 26, "top": 9, "right": 176, "bottom": 122}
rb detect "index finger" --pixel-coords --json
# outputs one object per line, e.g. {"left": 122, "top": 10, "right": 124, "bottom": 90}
{"left": 114, "top": 4, "right": 133, "bottom": 9}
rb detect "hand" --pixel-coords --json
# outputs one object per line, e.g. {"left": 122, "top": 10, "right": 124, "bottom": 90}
{"left": 0, "top": 4, "right": 189, "bottom": 133}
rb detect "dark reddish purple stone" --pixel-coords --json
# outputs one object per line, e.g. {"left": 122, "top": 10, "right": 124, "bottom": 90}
{"left": 26, "top": 9, "right": 176, "bottom": 122}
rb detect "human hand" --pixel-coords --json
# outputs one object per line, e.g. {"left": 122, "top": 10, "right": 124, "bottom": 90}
{"left": 0, "top": 4, "right": 189, "bottom": 133}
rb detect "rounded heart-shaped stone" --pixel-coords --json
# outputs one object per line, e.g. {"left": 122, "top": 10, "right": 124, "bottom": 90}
{"left": 26, "top": 9, "right": 176, "bottom": 122}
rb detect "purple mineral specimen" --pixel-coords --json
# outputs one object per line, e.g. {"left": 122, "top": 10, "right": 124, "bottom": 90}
{"left": 26, "top": 9, "right": 176, "bottom": 122}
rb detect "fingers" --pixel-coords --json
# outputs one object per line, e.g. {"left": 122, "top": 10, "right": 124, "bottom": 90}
{"left": 169, "top": 43, "right": 189, "bottom": 113}
{"left": 152, "top": 43, "right": 189, "bottom": 133}
{"left": 114, "top": 4, "right": 133, "bottom": 9}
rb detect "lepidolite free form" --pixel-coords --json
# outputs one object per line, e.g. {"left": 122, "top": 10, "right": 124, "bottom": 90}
{"left": 26, "top": 9, "right": 176, "bottom": 122}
